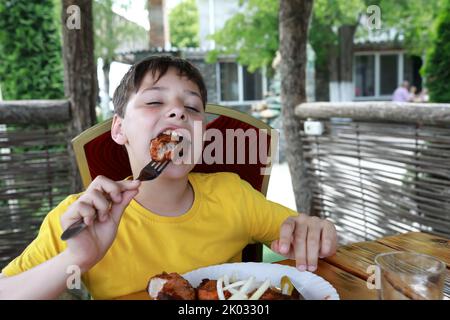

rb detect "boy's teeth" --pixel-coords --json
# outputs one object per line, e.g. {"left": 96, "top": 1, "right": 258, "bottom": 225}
{"left": 160, "top": 129, "right": 183, "bottom": 141}
{"left": 171, "top": 131, "right": 183, "bottom": 141}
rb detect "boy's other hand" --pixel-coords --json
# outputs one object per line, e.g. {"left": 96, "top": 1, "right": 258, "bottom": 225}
{"left": 60, "top": 176, "right": 140, "bottom": 271}
{"left": 270, "top": 215, "right": 337, "bottom": 272}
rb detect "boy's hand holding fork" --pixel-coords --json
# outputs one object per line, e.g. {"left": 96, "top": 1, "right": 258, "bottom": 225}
{"left": 60, "top": 176, "right": 140, "bottom": 271}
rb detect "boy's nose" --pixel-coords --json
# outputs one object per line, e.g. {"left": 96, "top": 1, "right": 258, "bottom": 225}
{"left": 167, "top": 108, "right": 186, "bottom": 121}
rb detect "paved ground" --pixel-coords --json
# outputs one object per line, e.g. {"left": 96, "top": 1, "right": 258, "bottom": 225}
{"left": 266, "top": 162, "right": 296, "bottom": 211}
{"left": 263, "top": 162, "right": 297, "bottom": 262}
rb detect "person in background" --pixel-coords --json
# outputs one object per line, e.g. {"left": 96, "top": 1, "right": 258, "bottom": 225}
{"left": 392, "top": 81, "right": 414, "bottom": 102}
{"left": 409, "top": 86, "right": 418, "bottom": 101}
{"left": 418, "top": 88, "right": 430, "bottom": 102}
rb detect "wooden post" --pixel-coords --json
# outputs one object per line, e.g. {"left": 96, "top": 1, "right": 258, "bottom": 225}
{"left": 279, "top": 0, "right": 314, "bottom": 215}
{"left": 61, "top": 0, "right": 98, "bottom": 193}
{"left": 0, "top": 100, "right": 70, "bottom": 124}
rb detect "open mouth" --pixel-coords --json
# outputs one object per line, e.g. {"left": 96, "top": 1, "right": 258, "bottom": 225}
{"left": 149, "top": 129, "right": 184, "bottom": 162}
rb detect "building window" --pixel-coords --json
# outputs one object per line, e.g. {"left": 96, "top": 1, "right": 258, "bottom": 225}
{"left": 219, "top": 62, "right": 239, "bottom": 101}
{"left": 355, "top": 55, "right": 375, "bottom": 97}
{"left": 218, "top": 62, "right": 265, "bottom": 103}
{"left": 379, "top": 54, "right": 398, "bottom": 96}
{"left": 354, "top": 52, "right": 422, "bottom": 100}
{"left": 243, "top": 67, "right": 263, "bottom": 101}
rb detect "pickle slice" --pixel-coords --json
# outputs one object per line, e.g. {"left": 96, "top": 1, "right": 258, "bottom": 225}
{"left": 281, "top": 275, "right": 294, "bottom": 295}
{"left": 280, "top": 276, "right": 305, "bottom": 300}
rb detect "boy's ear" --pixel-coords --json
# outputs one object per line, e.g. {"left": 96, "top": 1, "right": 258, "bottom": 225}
{"left": 111, "top": 114, "right": 127, "bottom": 145}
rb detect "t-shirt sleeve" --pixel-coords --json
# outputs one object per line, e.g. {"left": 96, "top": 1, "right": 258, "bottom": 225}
{"left": 1, "top": 194, "right": 80, "bottom": 277}
{"left": 237, "top": 176, "right": 299, "bottom": 245}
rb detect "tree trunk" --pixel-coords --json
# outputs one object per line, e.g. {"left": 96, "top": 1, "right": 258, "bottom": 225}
{"left": 279, "top": 0, "right": 314, "bottom": 215}
{"left": 314, "top": 41, "right": 331, "bottom": 102}
{"left": 61, "top": 0, "right": 97, "bottom": 193}
{"left": 338, "top": 24, "right": 357, "bottom": 101}
{"left": 148, "top": 0, "right": 168, "bottom": 48}
{"left": 328, "top": 43, "right": 340, "bottom": 101}
{"left": 102, "top": 59, "right": 112, "bottom": 120}
{"left": 328, "top": 24, "right": 357, "bottom": 102}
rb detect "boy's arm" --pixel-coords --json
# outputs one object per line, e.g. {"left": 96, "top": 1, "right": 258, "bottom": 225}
{"left": 0, "top": 250, "right": 82, "bottom": 299}
{"left": 0, "top": 176, "right": 140, "bottom": 300}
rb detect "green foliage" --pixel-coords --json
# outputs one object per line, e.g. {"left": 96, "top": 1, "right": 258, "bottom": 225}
{"left": 94, "top": 0, "right": 118, "bottom": 63}
{"left": 0, "top": 0, "right": 64, "bottom": 100}
{"left": 208, "top": 0, "right": 445, "bottom": 76}
{"left": 314, "top": 0, "right": 364, "bottom": 26}
{"left": 169, "top": 0, "right": 199, "bottom": 48}
{"left": 94, "top": 0, "right": 146, "bottom": 64}
{"left": 424, "top": 0, "right": 450, "bottom": 102}
{"left": 370, "top": 0, "right": 444, "bottom": 56}
{"left": 206, "top": 0, "right": 279, "bottom": 72}
{"left": 207, "top": 0, "right": 364, "bottom": 72}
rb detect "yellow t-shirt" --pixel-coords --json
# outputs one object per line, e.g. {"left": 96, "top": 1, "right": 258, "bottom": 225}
{"left": 2, "top": 172, "right": 297, "bottom": 299}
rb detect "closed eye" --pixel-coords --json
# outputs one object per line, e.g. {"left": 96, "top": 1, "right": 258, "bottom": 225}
{"left": 186, "top": 106, "right": 200, "bottom": 112}
{"left": 146, "top": 102, "right": 162, "bottom": 106}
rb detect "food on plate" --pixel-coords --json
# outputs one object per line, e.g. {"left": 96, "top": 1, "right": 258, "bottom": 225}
{"left": 217, "top": 275, "right": 297, "bottom": 300}
{"left": 197, "top": 279, "right": 232, "bottom": 300}
{"left": 147, "top": 272, "right": 301, "bottom": 300}
{"left": 280, "top": 275, "right": 303, "bottom": 299}
{"left": 256, "top": 287, "right": 297, "bottom": 300}
{"left": 150, "top": 130, "right": 183, "bottom": 162}
{"left": 147, "top": 272, "right": 196, "bottom": 300}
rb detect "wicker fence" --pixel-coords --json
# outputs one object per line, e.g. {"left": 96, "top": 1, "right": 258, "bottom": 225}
{"left": 296, "top": 102, "right": 450, "bottom": 244}
{"left": 0, "top": 100, "right": 73, "bottom": 269}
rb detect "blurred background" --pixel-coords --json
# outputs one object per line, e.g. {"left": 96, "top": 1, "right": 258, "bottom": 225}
{"left": 2, "top": 0, "right": 447, "bottom": 123}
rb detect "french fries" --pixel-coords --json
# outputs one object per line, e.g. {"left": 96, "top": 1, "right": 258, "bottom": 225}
{"left": 215, "top": 274, "right": 297, "bottom": 300}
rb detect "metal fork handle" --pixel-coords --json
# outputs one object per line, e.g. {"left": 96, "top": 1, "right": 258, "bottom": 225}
{"left": 61, "top": 218, "right": 88, "bottom": 241}
{"left": 61, "top": 160, "right": 170, "bottom": 241}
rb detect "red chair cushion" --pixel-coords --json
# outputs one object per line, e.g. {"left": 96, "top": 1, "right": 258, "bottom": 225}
{"left": 192, "top": 116, "right": 270, "bottom": 192}
{"left": 84, "top": 131, "right": 132, "bottom": 182}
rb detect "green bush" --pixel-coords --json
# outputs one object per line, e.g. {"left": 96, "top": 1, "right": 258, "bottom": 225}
{"left": 168, "top": 0, "right": 199, "bottom": 48}
{"left": 424, "top": 0, "right": 450, "bottom": 103}
{"left": 0, "top": 0, "right": 64, "bottom": 100}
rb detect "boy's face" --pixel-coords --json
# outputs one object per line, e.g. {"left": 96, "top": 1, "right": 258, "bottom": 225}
{"left": 111, "top": 67, "right": 206, "bottom": 180}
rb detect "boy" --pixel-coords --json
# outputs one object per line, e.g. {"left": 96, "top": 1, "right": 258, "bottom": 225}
{"left": 0, "top": 56, "right": 337, "bottom": 299}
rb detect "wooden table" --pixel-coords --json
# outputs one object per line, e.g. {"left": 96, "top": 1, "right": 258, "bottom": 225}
{"left": 117, "top": 232, "right": 449, "bottom": 300}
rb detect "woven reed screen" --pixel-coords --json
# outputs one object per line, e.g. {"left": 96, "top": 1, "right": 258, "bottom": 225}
{"left": 300, "top": 119, "right": 450, "bottom": 244}
{"left": 0, "top": 123, "right": 72, "bottom": 269}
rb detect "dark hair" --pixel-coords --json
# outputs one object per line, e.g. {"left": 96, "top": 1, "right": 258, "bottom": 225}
{"left": 112, "top": 55, "right": 207, "bottom": 117}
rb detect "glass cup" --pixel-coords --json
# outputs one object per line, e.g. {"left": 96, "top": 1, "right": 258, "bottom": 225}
{"left": 375, "top": 251, "right": 446, "bottom": 300}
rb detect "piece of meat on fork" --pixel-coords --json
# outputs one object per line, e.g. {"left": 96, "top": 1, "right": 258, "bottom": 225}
{"left": 150, "top": 130, "right": 183, "bottom": 162}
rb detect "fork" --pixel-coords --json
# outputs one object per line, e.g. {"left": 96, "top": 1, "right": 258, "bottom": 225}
{"left": 60, "top": 159, "right": 170, "bottom": 241}
{"left": 136, "top": 159, "right": 170, "bottom": 181}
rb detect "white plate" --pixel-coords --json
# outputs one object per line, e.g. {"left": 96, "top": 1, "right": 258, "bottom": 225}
{"left": 182, "top": 262, "right": 340, "bottom": 300}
